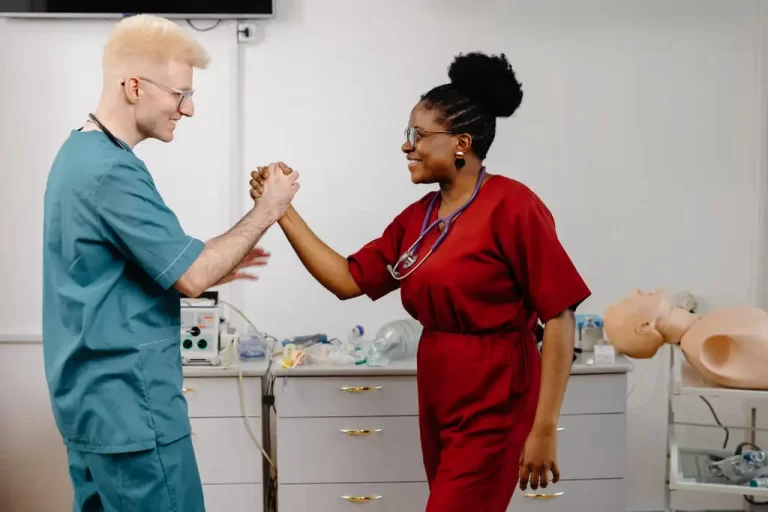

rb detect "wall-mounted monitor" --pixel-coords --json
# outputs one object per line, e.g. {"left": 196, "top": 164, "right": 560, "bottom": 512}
{"left": 0, "top": 0, "right": 274, "bottom": 18}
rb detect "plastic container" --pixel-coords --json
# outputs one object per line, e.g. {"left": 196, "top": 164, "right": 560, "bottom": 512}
{"left": 348, "top": 325, "right": 365, "bottom": 344}
{"left": 710, "top": 451, "right": 768, "bottom": 483}
{"left": 238, "top": 331, "right": 268, "bottom": 359}
{"left": 367, "top": 319, "right": 423, "bottom": 366}
{"left": 579, "top": 317, "right": 603, "bottom": 352}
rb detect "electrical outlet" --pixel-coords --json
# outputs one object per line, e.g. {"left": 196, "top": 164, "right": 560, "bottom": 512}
{"left": 237, "top": 21, "right": 258, "bottom": 43}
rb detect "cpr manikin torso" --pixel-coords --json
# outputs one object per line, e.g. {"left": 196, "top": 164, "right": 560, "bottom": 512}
{"left": 603, "top": 289, "right": 768, "bottom": 390}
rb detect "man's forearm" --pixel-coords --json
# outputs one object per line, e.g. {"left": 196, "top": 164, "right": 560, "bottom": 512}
{"left": 176, "top": 205, "right": 276, "bottom": 297}
{"left": 532, "top": 310, "right": 576, "bottom": 430}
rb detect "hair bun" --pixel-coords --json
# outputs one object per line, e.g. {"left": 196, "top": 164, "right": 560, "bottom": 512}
{"left": 448, "top": 52, "right": 523, "bottom": 118}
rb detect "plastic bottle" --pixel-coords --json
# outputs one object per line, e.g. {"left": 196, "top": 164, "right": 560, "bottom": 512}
{"left": 348, "top": 325, "right": 365, "bottom": 345}
{"left": 750, "top": 477, "right": 768, "bottom": 488}
{"left": 579, "top": 317, "right": 602, "bottom": 352}
{"left": 711, "top": 451, "right": 768, "bottom": 483}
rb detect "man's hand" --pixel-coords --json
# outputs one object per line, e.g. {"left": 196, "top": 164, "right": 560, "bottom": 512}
{"left": 250, "top": 162, "right": 299, "bottom": 221}
{"left": 211, "top": 247, "right": 270, "bottom": 287}
{"left": 251, "top": 162, "right": 293, "bottom": 200}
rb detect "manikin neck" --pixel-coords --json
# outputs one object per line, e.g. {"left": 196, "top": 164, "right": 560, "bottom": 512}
{"left": 657, "top": 307, "right": 700, "bottom": 344}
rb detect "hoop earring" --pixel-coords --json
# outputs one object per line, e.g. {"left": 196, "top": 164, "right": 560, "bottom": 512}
{"left": 455, "top": 151, "right": 465, "bottom": 169}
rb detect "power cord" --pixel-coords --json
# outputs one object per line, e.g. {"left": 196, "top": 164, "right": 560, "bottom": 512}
{"left": 186, "top": 19, "right": 222, "bottom": 31}
{"left": 217, "top": 300, "right": 279, "bottom": 482}
{"left": 699, "top": 396, "right": 729, "bottom": 449}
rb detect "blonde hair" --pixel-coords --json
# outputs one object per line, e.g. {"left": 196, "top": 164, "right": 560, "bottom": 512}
{"left": 103, "top": 14, "right": 210, "bottom": 71}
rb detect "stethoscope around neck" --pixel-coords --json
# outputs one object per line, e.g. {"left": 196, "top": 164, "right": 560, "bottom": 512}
{"left": 87, "top": 113, "right": 130, "bottom": 152}
{"left": 387, "top": 167, "right": 486, "bottom": 281}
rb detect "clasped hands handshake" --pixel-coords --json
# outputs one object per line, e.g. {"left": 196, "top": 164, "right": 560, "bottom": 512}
{"left": 249, "top": 161, "right": 297, "bottom": 216}
{"left": 209, "top": 163, "right": 297, "bottom": 288}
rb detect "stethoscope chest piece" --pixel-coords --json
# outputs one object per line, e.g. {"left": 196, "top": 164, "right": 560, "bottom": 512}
{"left": 402, "top": 252, "right": 418, "bottom": 270}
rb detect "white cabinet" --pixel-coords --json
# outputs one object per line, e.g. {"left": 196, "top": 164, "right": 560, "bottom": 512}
{"left": 183, "top": 360, "right": 270, "bottom": 512}
{"left": 509, "top": 479, "right": 626, "bottom": 512}
{"left": 272, "top": 354, "right": 631, "bottom": 512}
{"left": 273, "top": 365, "right": 426, "bottom": 511}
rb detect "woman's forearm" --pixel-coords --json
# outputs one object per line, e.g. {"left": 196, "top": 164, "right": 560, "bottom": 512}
{"left": 278, "top": 206, "right": 362, "bottom": 300}
{"left": 532, "top": 310, "right": 576, "bottom": 431}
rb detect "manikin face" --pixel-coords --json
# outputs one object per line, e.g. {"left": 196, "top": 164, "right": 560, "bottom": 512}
{"left": 603, "top": 289, "right": 670, "bottom": 359}
{"left": 131, "top": 60, "right": 195, "bottom": 143}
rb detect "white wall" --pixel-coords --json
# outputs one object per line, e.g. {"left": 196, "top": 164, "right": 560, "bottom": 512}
{"left": 1, "top": 1, "right": 766, "bottom": 510}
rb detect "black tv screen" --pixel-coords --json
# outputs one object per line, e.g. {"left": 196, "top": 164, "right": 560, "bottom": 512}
{"left": 0, "top": 0, "right": 273, "bottom": 18}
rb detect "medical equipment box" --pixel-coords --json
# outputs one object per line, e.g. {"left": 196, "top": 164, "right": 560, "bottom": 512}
{"left": 180, "top": 291, "right": 222, "bottom": 366}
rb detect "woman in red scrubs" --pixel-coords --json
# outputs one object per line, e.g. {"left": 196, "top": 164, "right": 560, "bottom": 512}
{"left": 251, "top": 52, "right": 591, "bottom": 512}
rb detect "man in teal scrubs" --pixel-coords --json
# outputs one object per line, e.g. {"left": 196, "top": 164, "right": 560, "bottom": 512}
{"left": 42, "top": 15, "right": 300, "bottom": 511}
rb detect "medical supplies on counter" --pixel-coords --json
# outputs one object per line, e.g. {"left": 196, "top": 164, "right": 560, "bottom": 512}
{"left": 277, "top": 319, "right": 423, "bottom": 369}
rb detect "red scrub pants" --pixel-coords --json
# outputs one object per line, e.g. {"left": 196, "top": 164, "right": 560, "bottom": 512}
{"left": 416, "top": 329, "right": 541, "bottom": 512}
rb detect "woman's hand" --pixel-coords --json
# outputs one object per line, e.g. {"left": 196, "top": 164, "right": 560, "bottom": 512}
{"left": 250, "top": 162, "right": 293, "bottom": 200}
{"left": 518, "top": 423, "right": 560, "bottom": 491}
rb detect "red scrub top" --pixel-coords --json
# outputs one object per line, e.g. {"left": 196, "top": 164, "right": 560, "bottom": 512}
{"left": 347, "top": 175, "right": 591, "bottom": 335}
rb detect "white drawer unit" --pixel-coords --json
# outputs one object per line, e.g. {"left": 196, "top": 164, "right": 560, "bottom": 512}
{"left": 275, "top": 375, "right": 418, "bottom": 418}
{"left": 277, "top": 416, "right": 425, "bottom": 484}
{"left": 182, "top": 360, "right": 271, "bottom": 512}
{"left": 278, "top": 482, "right": 429, "bottom": 511}
{"left": 183, "top": 376, "right": 263, "bottom": 418}
{"left": 508, "top": 478, "right": 626, "bottom": 512}
{"left": 203, "top": 484, "right": 263, "bottom": 512}
{"left": 190, "top": 417, "right": 264, "bottom": 485}
{"left": 271, "top": 353, "right": 632, "bottom": 512}
{"left": 555, "top": 413, "right": 626, "bottom": 480}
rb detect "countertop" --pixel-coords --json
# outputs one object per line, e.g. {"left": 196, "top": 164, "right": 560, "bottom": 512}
{"left": 270, "top": 350, "right": 633, "bottom": 377}
{"left": 182, "top": 358, "right": 270, "bottom": 378}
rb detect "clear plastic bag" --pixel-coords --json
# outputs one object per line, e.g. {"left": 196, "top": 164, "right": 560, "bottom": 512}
{"left": 302, "top": 338, "right": 364, "bottom": 365}
{"left": 238, "top": 331, "right": 268, "bottom": 360}
{"left": 367, "top": 319, "right": 423, "bottom": 366}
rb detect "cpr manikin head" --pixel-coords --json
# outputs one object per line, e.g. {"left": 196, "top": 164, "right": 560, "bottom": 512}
{"left": 100, "top": 15, "right": 210, "bottom": 144}
{"left": 401, "top": 52, "right": 523, "bottom": 184}
{"left": 603, "top": 289, "right": 691, "bottom": 358}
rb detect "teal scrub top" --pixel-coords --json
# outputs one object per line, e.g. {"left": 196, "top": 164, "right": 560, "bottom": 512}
{"left": 42, "top": 129, "right": 205, "bottom": 454}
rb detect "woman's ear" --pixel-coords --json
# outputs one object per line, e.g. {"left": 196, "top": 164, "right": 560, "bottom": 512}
{"left": 455, "top": 133, "right": 472, "bottom": 154}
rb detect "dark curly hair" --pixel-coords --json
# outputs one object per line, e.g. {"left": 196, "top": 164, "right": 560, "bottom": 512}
{"left": 420, "top": 52, "right": 523, "bottom": 159}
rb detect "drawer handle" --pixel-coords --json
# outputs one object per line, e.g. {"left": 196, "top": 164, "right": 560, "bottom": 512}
{"left": 340, "top": 386, "right": 382, "bottom": 393}
{"left": 340, "top": 429, "right": 382, "bottom": 436}
{"left": 524, "top": 491, "right": 564, "bottom": 499}
{"left": 182, "top": 387, "right": 195, "bottom": 394}
{"left": 341, "top": 494, "right": 382, "bottom": 502}
{"left": 557, "top": 427, "right": 564, "bottom": 431}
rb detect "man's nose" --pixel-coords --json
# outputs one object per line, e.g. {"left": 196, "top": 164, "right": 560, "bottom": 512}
{"left": 180, "top": 98, "right": 195, "bottom": 117}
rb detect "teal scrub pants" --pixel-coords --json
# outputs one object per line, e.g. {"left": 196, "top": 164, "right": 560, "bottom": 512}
{"left": 66, "top": 434, "right": 205, "bottom": 512}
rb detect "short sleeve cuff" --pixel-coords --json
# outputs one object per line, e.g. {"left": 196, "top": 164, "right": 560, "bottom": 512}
{"left": 154, "top": 237, "right": 205, "bottom": 290}
{"left": 347, "top": 252, "right": 395, "bottom": 302}
{"left": 536, "top": 284, "right": 592, "bottom": 324}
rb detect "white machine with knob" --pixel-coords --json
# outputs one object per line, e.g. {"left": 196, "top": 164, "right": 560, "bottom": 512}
{"left": 180, "top": 291, "right": 237, "bottom": 366}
